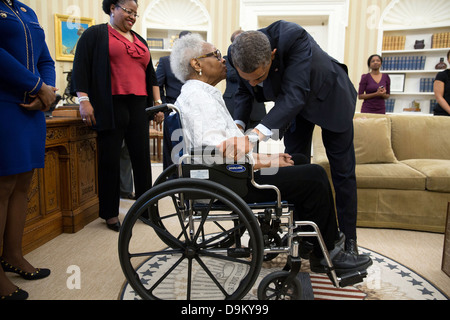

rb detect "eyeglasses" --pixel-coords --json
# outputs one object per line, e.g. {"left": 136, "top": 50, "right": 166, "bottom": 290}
{"left": 195, "top": 49, "right": 222, "bottom": 61}
{"left": 116, "top": 5, "right": 139, "bottom": 18}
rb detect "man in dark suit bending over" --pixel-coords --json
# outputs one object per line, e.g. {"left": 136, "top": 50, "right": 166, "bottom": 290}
{"left": 226, "top": 20, "right": 359, "bottom": 255}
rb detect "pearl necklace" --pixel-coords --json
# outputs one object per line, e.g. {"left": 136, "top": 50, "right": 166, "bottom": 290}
{"left": 5, "top": 0, "right": 12, "bottom": 6}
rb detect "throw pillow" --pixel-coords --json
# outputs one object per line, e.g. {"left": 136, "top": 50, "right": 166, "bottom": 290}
{"left": 354, "top": 117, "right": 398, "bottom": 164}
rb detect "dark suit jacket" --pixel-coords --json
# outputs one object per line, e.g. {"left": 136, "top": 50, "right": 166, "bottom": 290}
{"left": 156, "top": 55, "right": 183, "bottom": 104}
{"left": 223, "top": 56, "right": 266, "bottom": 129}
{"left": 229, "top": 20, "right": 357, "bottom": 136}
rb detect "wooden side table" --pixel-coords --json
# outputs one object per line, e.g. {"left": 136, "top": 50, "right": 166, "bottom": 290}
{"left": 443, "top": 203, "right": 450, "bottom": 277}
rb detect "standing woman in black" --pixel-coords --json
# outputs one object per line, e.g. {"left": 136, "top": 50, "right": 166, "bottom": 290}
{"left": 72, "top": 0, "right": 163, "bottom": 231}
{"left": 433, "top": 50, "right": 450, "bottom": 116}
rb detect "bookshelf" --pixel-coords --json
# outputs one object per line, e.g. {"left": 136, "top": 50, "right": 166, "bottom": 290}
{"left": 140, "top": 0, "right": 211, "bottom": 69}
{"left": 376, "top": 0, "right": 450, "bottom": 115}
{"left": 380, "top": 26, "right": 450, "bottom": 115}
{"left": 145, "top": 28, "right": 208, "bottom": 68}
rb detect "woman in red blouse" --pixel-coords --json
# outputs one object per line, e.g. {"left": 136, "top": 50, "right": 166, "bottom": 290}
{"left": 72, "top": 0, "right": 163, "bottom": 231}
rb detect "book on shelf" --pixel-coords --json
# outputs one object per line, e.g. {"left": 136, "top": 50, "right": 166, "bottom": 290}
{"left": 382, "top": 56, "right": 426, "bottom": 71}
{"left": 147, "top": 38, "right": 164, "bottom": 50}
{"left": 431, "top": 32, "right": 450, "bottom": 49}
{"left": 419, "top": 78, "right": 435, "bottom": 93}
{"left": 430, "top": 99, "right": 438, "bottom": 114}
{"left": 386, "top": 99, "right": 396, "bottom": 113}
{"left": 383, "top": 35, "right": 406, "bottom": 51}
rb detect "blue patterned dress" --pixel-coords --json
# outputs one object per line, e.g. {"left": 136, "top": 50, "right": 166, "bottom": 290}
{"left": 0, "top": 0, "right": 55, "bottom": 176}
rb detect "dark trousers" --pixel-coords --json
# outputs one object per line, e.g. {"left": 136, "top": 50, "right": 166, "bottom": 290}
{"left": 284, "top": 116, "right": 358, "bottom": 241}
{"left": 97, "top": 95, "right": 152, "bottom": 220}
{"left": 243, "top": 155, "right": 338, "bottom": 254}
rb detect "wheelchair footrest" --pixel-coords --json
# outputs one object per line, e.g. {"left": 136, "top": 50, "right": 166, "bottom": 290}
{"left": 338, "top": 269, "right": 368, "bottom": 288}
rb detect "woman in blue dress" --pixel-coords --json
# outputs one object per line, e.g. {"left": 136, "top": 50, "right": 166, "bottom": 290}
{"left": 0, "top": 0, "right": 56, "bottom": 300}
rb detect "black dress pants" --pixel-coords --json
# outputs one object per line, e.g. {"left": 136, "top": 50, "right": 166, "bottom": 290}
{"left": 243, "top": 155, "right": 338, "bottom": 255}
{"left": 97, "top": 95, "right": 152, "bottom": 220}
{"left": 283, "top": 116, "right": 358, "bottom": 241}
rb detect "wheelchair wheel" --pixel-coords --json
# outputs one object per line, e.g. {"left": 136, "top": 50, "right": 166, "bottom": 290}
{"left": 153, "top": 164, "right": 178, "bottom": 186}
{"left": 119, "top": 178, "right": 264, "bottom": 300}
{"left": 257, "top": 271, "right": 303, "bottom": 300}
{"left": 150, "top": 164, "right": 246, "bottom": 250}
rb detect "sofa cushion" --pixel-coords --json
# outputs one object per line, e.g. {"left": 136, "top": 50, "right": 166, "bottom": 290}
{"left": 402, "top": 159, "right": 450, "bottom": 192}
{"left": 356, "top": 163, "right": 426, "bottom": 190}
{"left": 390, "top": 115, "right": 450, "bottom": 161}
{"left": 354, "top": 117, "right": 398, "bottom": 164}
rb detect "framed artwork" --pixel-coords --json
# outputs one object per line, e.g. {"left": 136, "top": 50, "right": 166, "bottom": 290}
{"left": 54, "top": 14, "right": 94, "bottom": 61}
{"left": 389, "top": 73, "right": 406, "bottom": 92}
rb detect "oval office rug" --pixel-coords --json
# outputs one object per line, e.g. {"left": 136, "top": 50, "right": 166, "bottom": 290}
{"left": 120, "top": 247, "right": 449, "bottom": 301}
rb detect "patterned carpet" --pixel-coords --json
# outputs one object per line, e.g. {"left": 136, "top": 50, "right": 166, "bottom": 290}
{"left": 120, "top": 247, "right": 449, "bottom": 300}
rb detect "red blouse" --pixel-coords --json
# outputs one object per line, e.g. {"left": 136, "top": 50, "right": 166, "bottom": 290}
{"left": 108, "top": 25, "right": 150, "bottom": 96}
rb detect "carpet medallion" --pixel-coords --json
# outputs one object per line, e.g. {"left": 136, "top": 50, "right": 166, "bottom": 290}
{"left": 120, "top": 247, "right": 448, "bottom": 300}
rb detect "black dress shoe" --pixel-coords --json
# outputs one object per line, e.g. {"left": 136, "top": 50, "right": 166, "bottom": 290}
{"left": 345, "top": 238, "right": 359, "bottom": 256}
{"left": 0, "top": 287, "right": 28, "bottom": 300}
{"left": 310, "top": 246, "right": 372, "bottom": 276}
{"left": 106, "top": 221, "right": 121, "bottom": 232}
{"left": 1, "top": 258, "right": 51, "bottom": 280}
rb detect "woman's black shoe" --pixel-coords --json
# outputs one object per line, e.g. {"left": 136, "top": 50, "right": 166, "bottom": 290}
{"left": 106, "top": 221, "right": 121, "bottom": 232}
{"left": 1, "top": 258, "right": 51, "bottom": 280}
{"left": 1, "top": 287, "right": 28, "bottom": 300}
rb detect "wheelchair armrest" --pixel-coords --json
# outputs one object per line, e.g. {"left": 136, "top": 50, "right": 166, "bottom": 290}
{"left": 189, "top": 146, "right": 220, "bottom": 157}
{"left": 146, "top": 104, "right": 170, "bottom": 118}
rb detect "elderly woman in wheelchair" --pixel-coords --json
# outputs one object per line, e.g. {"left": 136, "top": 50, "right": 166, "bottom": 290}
{"left": 118, "top": 33, "right": 372, "bottom": 300}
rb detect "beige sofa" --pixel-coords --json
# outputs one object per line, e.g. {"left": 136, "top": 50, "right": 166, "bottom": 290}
{"left": 313, "top": 113, "right": 450, "bottom": 233}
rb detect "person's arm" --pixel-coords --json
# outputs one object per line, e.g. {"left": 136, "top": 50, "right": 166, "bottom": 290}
{"left": 253, "top": 153, "right": 294, "bottom": 170}
{"left": 359, "top": 87, "right": 388, "bottom": 100}
{"left": 434, "top": 80, "right": 450, "bottom": 115}
{"left": 0, "top": 48, "right": 55, "bottom": 108}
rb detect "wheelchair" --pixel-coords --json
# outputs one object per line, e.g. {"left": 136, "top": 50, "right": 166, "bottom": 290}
{"left": 118, "top": 104, "right": 368, "bottom": 300}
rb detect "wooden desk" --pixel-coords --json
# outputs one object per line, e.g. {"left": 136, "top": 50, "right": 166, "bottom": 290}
{"left": 23, "top": 117, "right": 99, "bottom": 254}
{"left": 443, "top": 203, "right": 450, "bottom": 277}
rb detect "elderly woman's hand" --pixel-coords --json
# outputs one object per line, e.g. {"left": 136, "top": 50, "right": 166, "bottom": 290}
{"left": 217, "top": 136, "right": 252, "bottom": 161}
{"left": 154, "top": 111, "right": 165, "bottom": 124}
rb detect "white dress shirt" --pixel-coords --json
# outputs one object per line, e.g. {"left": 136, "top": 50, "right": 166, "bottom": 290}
{"left": 175, "top": 80, "right": 244, "bottom": 150}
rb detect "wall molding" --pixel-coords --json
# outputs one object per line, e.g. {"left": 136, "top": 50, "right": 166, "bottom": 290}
{"left": 141, "top": 0, "right": 212, "bottom": 41}
{"left": 239, "top": 0, "right": 350, "bottom": 61}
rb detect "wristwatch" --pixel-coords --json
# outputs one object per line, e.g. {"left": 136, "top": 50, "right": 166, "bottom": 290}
{"left": 155, "top": 99, "right": 163, "bottom": 105}
{"left": 247, "top": 132, "right": 259, "bottom": 145}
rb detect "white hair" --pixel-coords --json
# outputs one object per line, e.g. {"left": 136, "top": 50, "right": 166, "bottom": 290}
{"left": 170, "top": 33, "right": 206, "bottom": 83}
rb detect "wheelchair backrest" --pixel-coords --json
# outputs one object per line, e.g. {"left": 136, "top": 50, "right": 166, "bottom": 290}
{"left": 147, "top": 104, "right": 255, "bottom": 198}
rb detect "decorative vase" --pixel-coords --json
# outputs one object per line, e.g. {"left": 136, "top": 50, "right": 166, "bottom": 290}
{"left": 414, "top": 40, "right": 425, "bottom": 49}
{"left": 435, "top": 58, "right": 448, "bottom": 70}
